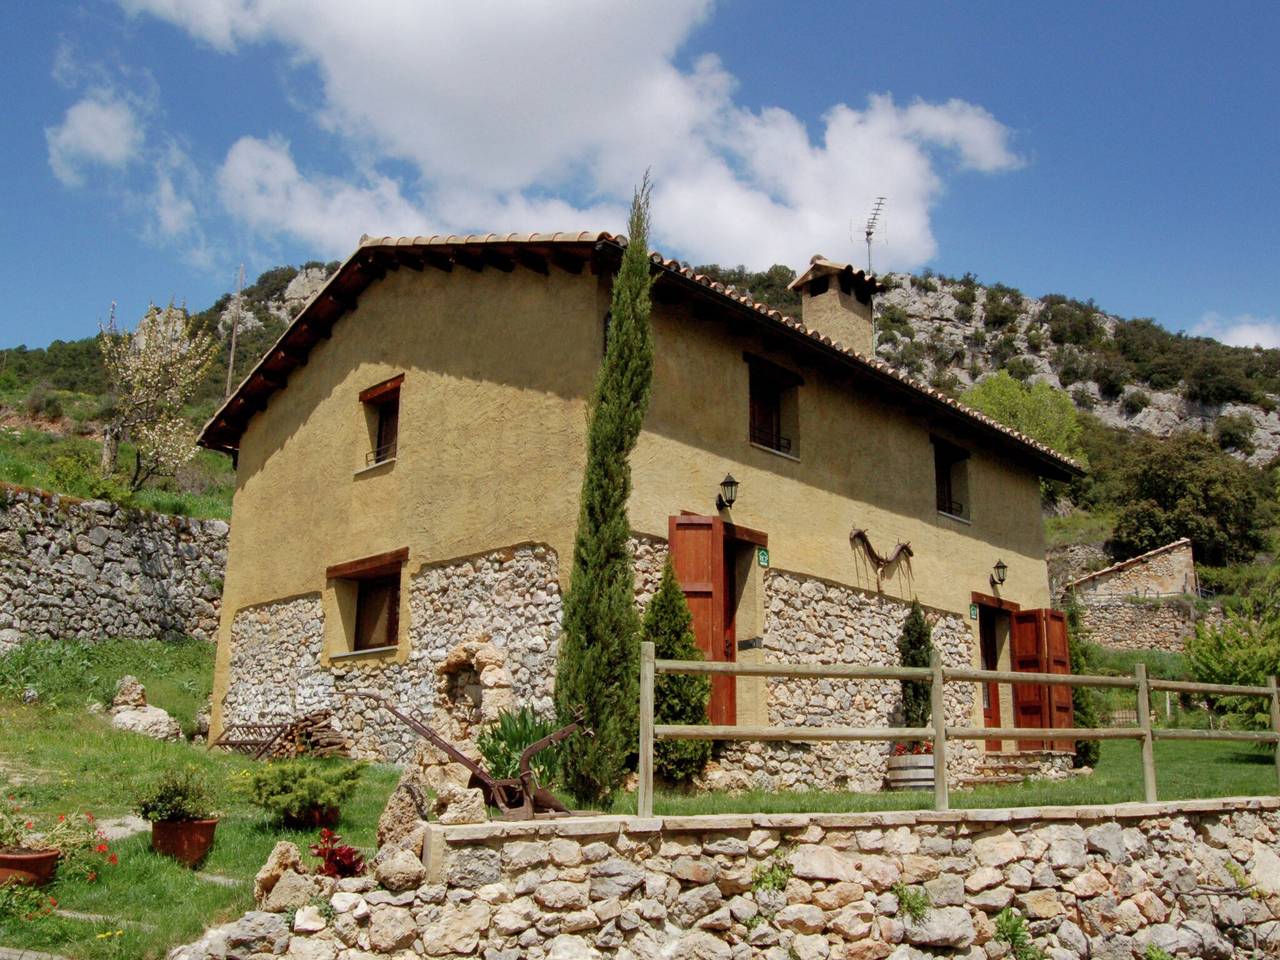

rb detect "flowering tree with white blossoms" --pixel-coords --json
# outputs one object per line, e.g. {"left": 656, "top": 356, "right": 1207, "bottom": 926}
{"left": 98, "top": 301, "right": 219, "bottom": 490}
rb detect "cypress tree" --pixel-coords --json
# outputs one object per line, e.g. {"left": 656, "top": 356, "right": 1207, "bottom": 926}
{"left": 554, "top": 177, "right": 655, "bottom": 805}
{"left": 898, "top": 600, "right": 933, "bottom": 732}
{"left": 644, "top": 557, "right": 712, "bottom": 783}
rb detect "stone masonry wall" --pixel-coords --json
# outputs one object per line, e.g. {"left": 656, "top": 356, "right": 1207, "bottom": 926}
{"left": 1072, "top": 541, "right": 1196, "bottom": 598}
{"left": 179, "top": 797, "right": 1280, "bottom": 960}
{"left": 0, "top": 483, "right": 226, "bottom": 647}
{"left": 714, "top": 570, "right": 980, "bottom": 792}
{"left": 1075, "top": 596, "right": 1222, "bottom": 654}
{"left": 221, "top": 544, "right": 563, "bottom": 762}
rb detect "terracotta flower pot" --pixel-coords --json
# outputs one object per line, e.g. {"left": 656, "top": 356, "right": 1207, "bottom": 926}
{"left": 151, "top": 818, "right": 219, "bottom": 867}
{"left": 283, "top": 806, "right": 340, "bottom": 831}
{"left": 0, "top": 848, "right": 60, "bottom": 886}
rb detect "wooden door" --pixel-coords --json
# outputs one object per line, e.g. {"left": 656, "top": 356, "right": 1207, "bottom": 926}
{"left": 1011, "top": 609, "right": 1047, "bottom": 750}
{"left": 1011, "top": 609, "right": 1076, "bottom": 751}
{"left": 1043, "top": 610, "right": 1075, "bottom": 751}
{"left": 978, "top": 608, "right": 1002, "bottom": 752}
{"left": 667, "top": 515, "right": 736, "bottom": 725}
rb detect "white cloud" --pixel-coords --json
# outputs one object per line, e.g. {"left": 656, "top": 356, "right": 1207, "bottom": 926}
{"left": 120, "top": 0, "right": 1025, "bottom": 270}
{"left": 46, "top": 91, "right": 144, "bottom": 186}
{"left": 217, "top": 136, "right": 429, "bottom": 254}
{"left": 1191, "top": 311, "right": 1280, "bottom": 349}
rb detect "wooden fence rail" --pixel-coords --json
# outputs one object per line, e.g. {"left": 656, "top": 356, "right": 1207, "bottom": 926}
{"left": 636, "top": 641, "right": 1280, "bottom": 817}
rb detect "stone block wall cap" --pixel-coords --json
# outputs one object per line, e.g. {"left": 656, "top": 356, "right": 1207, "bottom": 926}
{"left": 433, "top": 797, "right": 1278, "bottom": 845}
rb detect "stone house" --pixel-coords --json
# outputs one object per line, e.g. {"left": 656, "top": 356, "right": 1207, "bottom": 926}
{"left": 198, "top": 233, "right": 1082, "bottom": 790}
{"left": 1064, "top": 539, "right": 1206, "bottom": 652}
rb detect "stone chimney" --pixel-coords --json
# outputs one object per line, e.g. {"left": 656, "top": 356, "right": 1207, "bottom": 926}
{"left": 787, "top": 255, "right": 880, "bottom": 356}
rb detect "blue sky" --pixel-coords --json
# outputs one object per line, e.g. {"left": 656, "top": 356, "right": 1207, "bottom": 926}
{"left": 2, "top": 1, "right": 1278, "bottom": 350}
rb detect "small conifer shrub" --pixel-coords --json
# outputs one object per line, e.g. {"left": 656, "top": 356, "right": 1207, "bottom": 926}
{"left": 645, "top": 558, "right": 712, "bottom": 783}
{"left": 897, "top": 601, "right": 933, "bottom": 735}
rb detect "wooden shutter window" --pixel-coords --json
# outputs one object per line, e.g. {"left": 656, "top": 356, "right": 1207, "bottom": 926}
{"left": 361, "top": 375, "right": 403, "bottom": 465}
{"left": 354, "top": 576, "right": 399, "bottom": 651}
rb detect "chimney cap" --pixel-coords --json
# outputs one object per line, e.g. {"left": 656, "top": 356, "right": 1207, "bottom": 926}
{"left": 789, "top": 257, "right": 883, "bottom": 292}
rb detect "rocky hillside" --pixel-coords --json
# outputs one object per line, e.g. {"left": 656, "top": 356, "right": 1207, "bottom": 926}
{"left": 872, "top": 272, "right": 1280, "bottom": 467}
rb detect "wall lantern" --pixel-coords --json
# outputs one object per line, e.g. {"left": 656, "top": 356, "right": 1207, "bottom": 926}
{"left": 992, "top": 558, "right": 1008, "bottom": 587}
{"left": 716, "top": 474, "right": 739, "bottom": 511}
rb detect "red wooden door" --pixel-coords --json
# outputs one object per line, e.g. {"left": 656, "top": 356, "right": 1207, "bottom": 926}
{"left": 1043, "top": 610, "right": 1075, "bottom": 751}
{"left": 979, "top": 609, "right": 1002, "bottom": 752}
{"left": 1011, "top": 610, "right": 1047, "bottom": 750}
{"left": 667, "top": 515, "right": 736, "bottom": 725}
{"left": 1011, "top": 609, "right": 1076, "bottom": 751}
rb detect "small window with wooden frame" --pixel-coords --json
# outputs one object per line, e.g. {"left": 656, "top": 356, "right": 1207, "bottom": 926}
{"left": 360, "top": 374, "right": 402, "bottom": 467}
{"left": 745, "top": 354, "right": 802, "bottom": 458}
{"left": 326, "top": 548, "right": 407, "bottom": 655}
{"left": 932, "top": 436, "right": 971, "bottom": 521}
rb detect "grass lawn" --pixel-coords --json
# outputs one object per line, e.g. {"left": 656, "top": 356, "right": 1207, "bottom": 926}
{"left": 3, "top": 639, "right": 1277, "bottom": 957}
{"left": 613, "top": 737, "right": 1279, "bottom": 816}
{"left": 0, "top": 641, "right": 399, "bottom": 960}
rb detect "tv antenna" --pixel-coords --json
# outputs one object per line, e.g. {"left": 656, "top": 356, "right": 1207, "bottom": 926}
{"left": 864, "top": 196, "right": 886, "bottom": 274}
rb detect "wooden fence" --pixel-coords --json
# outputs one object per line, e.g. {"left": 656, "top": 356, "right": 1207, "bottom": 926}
{"left": 636, "top": 641, "right": 1280, "bottom": 817}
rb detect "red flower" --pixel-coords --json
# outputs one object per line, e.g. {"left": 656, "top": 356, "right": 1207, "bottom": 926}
{"left": 49, "top": 897, "right": 58, "bottom": 907}
{"left": 108, "top": 853, "right": 118, "bottom": 866}
{"left": 85, "top": 812, "right": 95, "bottom": 821}
{"left": 25, "top": 821, "right": 34, "bottom": 829}
{"left": 95, "top": 843, "right": 109, "bottom": 853}
{"left": 58, "top": 814, "right": 66, "bottom": 822}
{"left": 87, "top": 871, "right": 97, "bottom": 881}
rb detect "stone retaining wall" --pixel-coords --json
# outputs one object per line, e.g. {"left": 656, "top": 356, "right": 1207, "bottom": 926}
{"left": 178, "top": 797, "right": 1280, "bottom": 960}
{"left": 0, "top": 483, "right": 226, "bottom": 646}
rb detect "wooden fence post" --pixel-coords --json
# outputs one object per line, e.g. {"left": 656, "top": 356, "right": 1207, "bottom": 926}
{"left": 638, "top": 641, "right": 655, "bottom": 818}
{"left": 1269, "top": 676, "right": 1280, "bottom": 793}
{"left": 1135, "top": 663, "right": 1157, "bottom": 803}
{"left": 931, "top": 648, "right": 949, "bottom": 811}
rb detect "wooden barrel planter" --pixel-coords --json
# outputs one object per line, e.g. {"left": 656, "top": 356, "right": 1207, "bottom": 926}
{"left": 152, "top": 818, "right": 219, "bottom": 867}
{"left": 0, "top": 849, "right": 59, "bottom": 886}
{"left": 886, "top": 753, "right": 934, "bottom": 791}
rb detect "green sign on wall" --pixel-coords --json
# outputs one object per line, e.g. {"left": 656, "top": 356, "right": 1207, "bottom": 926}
{"left": 757, "top": 547, "right": 770, "bottom": 568}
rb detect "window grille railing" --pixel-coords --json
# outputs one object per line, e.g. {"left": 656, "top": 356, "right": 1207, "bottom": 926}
{"left": 936, "top": 496, "right": 965, "bottom": 518}
{"left": 635, "top": 640, "right": 1280, "bottom": 816}
{"left": 366, "top": 441, "right": 397, "bottom": 466}
{"left": 750, "top": 423, "right": 792, "bottom": 453}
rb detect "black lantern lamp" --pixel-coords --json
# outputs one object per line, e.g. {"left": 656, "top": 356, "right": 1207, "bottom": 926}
{"left": 992, "top": 558, "right": 1008, "bottom": 587}
{"left": 716, "top": 474, "right": 739, "bottom": 511}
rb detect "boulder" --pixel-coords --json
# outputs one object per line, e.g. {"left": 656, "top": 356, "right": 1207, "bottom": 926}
{"left": 376, "top": 764, "right": 433, "bottom": 849}
{"left": 262, "top": 871, "right": 318, "bottom": 912}
{"left": 110, "top": 704, "right": 182, "bottom": 741}
{"left": 435, "top": 783, "right": 487, "bottom": 824}
{"left": 374, "top": 848, "right": 425, "bottom": 892}
{"left": 291, "top": 905, "right": 327, "bottom": 934}
{"left": 112, "top": 674, "right": 148, "bottom": 709}
{"left": 222, "top": 910, "right": 290, "bottom": 955}
{"left": 667, "top": 931, "right": 732, "bottom": 960}
{"left": 255, "top": 841, "right": 305, "bottom": 904}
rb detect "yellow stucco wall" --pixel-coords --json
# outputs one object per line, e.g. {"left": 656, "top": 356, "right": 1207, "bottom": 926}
{"left": 210, "top": 264, "right": 1050, "bottom": 738}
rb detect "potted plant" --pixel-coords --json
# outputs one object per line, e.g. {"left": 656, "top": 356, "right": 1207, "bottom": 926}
{"left": 135, "top": 769, "right": 219, "bottom": 867}
{"left": 0, "top": 804, "right": 59, "bottom": 886}
{"left": 247, "top": 759, "right": 363, "bottom": 829}
{"left": 887, "top": 601, "right": 936, "bottom": 790}
{"left": 0, "top": 803, "right": 107, "bottom": 886}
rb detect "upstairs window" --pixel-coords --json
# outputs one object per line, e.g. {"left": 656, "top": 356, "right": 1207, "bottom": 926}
{"left": 746, "top": 355, "right": 802, "bottom": 457}
{"left": 359, "top": 375, "right": 403, "bottom": 466}
{"left": 933, "top": 437, "right": 971, "bottom": 520}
